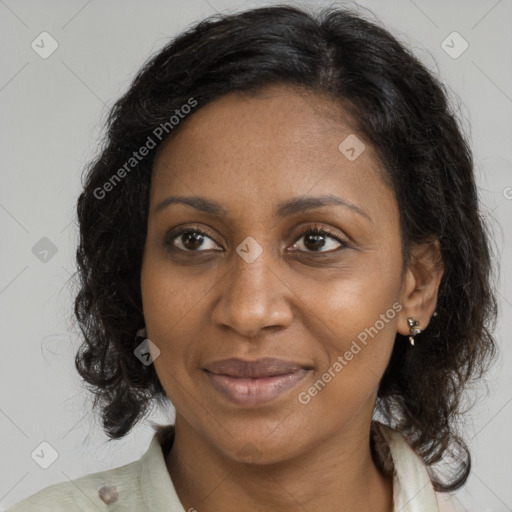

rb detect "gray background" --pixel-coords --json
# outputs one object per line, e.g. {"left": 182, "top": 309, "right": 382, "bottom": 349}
{"left": 1, "top": 0, "right": 511, "bottom": 510}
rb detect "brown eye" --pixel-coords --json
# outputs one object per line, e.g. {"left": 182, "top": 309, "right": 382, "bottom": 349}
{"left": 290, "top": 227, "right": 348, "bottom": 253}
{"left": 166, "top": 229, "right": 221, "bottom": 252}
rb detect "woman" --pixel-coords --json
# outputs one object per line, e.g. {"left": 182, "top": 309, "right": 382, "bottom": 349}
{"left": 9, "top": 4, "right": 497, "bottom": 511}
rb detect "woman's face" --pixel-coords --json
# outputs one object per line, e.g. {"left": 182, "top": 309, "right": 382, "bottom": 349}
{"left": 141, "top": 84, "right": 408, "bottom": 463}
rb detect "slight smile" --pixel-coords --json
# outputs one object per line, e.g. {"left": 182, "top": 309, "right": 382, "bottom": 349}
{"left": 202, "top": 358, "right": 313, "bottom": 407}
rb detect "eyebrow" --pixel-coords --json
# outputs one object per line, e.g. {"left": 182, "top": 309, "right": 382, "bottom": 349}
{"left": 154, "top": 194, "right": 371, "bottom": 221}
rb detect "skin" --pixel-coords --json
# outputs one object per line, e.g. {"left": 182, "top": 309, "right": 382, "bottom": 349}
{"left": 141, "top": 84, "right": 443, "bottom": 512}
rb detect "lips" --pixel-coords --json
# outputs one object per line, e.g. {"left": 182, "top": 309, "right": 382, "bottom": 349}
{"left": 202, "top": 357, "right": 312, "bottom": 406}
{"left": 203, "top": 357, "right": 311, "bottom": 378}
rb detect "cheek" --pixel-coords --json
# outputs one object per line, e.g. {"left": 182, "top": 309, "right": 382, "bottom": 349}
{"left": 140, "top": 254, "right": 218, "bottom": 403}
{"left": 140, "top": 258, "right": 189, "bottom": 368}
{"left": 141, "top": 253, "right": 214, "bottom": 337}
{"left": 291, "top": 253, "right": 402, "bottom": 397}
{"left": 294, "top": 284, "right": 400, "bottom": 426}
{"left": 298, "top": 253, "right": 401, "bottom": 346}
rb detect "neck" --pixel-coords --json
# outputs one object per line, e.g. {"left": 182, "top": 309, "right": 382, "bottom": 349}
{"left": 165, "top": 415, "right": 393, "bottom": 512}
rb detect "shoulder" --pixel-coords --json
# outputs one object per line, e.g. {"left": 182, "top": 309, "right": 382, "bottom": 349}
{"left": 6, "top": 439, "right": 157, "bottom": 512}
{"left": 371, "top": 421, "right": 441, "bottom": 511}
{"left": 7, "top": 459, "right": 142, "bottom": 511}
{"left": 7, "top": 427, "right": 181, "bottom": 512}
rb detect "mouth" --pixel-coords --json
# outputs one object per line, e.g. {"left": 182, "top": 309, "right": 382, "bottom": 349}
{"left": 202, "top": 357, "right": 313, "bottom": 406}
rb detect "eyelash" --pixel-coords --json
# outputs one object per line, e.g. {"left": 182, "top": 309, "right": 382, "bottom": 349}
{"left": 165, "top": 224, "right": 350, "bottom": 254}
{"left": 291, "top": 226, "right": 350, "bottom": 253}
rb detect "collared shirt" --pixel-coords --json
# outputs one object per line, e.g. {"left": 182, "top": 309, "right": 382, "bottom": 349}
{"left": 8, "top": 422, "right": 442, "bottom": 511}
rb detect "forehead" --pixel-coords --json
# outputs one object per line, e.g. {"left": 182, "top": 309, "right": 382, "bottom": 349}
{"left": 150, "top": 85, "right": 395, "bottom": 223}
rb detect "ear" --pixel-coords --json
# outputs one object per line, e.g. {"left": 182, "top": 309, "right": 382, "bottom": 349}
{"left": 397, "top": 239, "right": 444, "bottom": 336}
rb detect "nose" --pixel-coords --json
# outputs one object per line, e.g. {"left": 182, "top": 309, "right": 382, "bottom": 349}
{"left": 211, "top": 247, "right": 294, "bottom": 338}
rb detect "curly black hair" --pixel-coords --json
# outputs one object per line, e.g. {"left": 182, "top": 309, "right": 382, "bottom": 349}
{"left": 74, "top": 4, "right": 497, "bottom": 492}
